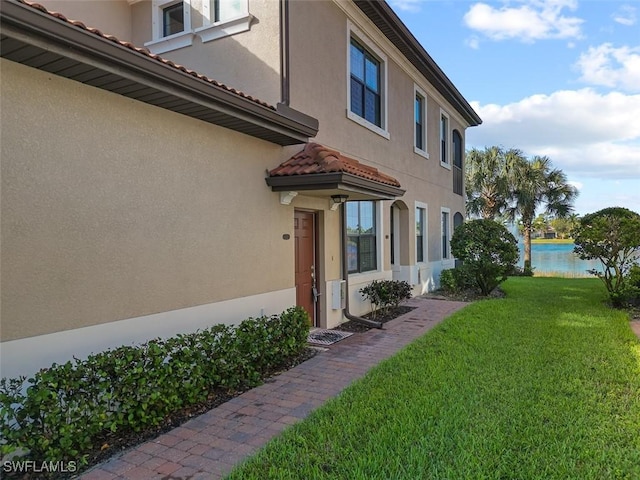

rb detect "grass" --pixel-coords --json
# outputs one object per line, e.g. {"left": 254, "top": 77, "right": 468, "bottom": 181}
{"left": 533, "top": 270, "right": 593, "bottom": 278}
{"left": 531, "top": 238, "right": 575, "bottom": 244}
{"left": 226, "top": 278, "right": 640, "bottom": 480}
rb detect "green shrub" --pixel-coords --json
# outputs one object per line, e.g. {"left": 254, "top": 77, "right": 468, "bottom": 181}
{"left": 0, "top": 307, "right": 309, "bottom": 466}
{"left": 450, "top": 219, "right": 519, "bottom": 295}
{"left": 440, "top": 267, "right": 475, "bottom": 292}
{"left": 621, "top": 264, "right": 640, "bottom": 306}
{"left": 573, "top": 207, "right": 640, "bottom": 307}
{"left": 440, "top": 269, "right": 457, "bottom": 292}
{"left": 359, "top": 280, "right": 412, "bottom": 318}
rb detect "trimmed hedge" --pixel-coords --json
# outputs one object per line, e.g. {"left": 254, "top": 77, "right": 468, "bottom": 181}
{"left": 0, "top": 307, "right": 309, "bottom": 464}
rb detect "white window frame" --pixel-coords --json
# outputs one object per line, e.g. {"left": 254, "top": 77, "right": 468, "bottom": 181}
{"left": 440, "top": 109, "right": 451, "bottom": 169}
{"left": 346, "top": 21, "right": 390, "bottom": 140}
{"left": 441, "top": 207, "right": 452, "bottom": 261}
{"left": 414, "top": 85, "right": 428, "bottom": 158}
{"left": 195, "top": 0, "right": 253, "bottom": 43}
{"left": 146, "top": 0, "right": 193, "bottom": 54}
{"left": 346, "top": 200, "right": 383, "bottom": 276}
{"left": 415, "top": 202, "right": 428, "bottom": 264}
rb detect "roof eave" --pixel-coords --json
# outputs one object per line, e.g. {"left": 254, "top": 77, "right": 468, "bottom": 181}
{"left": 354, "top": 0, "right": 482, "bottom": 127}
{"left": 0, "top": 0, "right": 319, "bottom": 145}
{"left": 265, "top": 172, "right": 406, "bottom": 200}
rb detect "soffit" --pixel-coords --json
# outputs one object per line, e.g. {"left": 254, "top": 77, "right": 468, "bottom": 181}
{"left": 0, "top": 0, "right": 318, "bottom": 146}
{"left": 266, "top": 143, "right": 406, "bottom": 200}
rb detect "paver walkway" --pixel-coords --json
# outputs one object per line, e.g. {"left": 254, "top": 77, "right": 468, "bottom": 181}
{"left": 80, "top": 297, "right": 467, "bottom": 480}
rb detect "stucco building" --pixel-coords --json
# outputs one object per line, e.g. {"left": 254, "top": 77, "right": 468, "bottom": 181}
{"left": 0, "top": 0, "right": 481, "bottom": 379}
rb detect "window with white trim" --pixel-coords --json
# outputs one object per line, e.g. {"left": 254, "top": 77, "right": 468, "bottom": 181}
{"left": 440, "top": 110, "right": 450, "bottom": 168}
{"left": 196, "top": 0, "right": 252, "bottom": 44}
{"left": 147, "top": 0, "right": 193, "bottom": 54}
{"left": 416, "top": 205, "right": 427, "bottom": 263}
{"left": 146, "top": 0, "right": 252, "bottom": 54}
{"left": 347, "top": 201, "right": 377, "bottom": 274}
{"left": 163, "top": 2, "right": 185, "bottom": 36}
{"left": 414, "top": 86, "right": 428, "bottom": 157}
{"left": 441, "top": 208, "right": 451, "bottom": 260}
{"left": 347, "top": 23, "right": 389, "bottom": 139}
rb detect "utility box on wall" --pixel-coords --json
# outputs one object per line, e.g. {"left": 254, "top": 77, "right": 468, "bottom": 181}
{"left": 331, "top": 280, "right": 346, "bottom": 310}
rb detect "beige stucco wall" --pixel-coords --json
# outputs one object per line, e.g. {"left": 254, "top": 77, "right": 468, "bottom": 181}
{"left": 35, "top": 0, "right": 282, "bottom": 106}
{"left": 132, "top": 0, "right": 282, "bottom": 105}
{"left": 0, "top": 58, "right": 296, "bottom": 341}
{"left": 287, "top": 0, "right": 468, "bottom": 273}
{"left": 38, "top": 0, "right": 134, "bottom": 41}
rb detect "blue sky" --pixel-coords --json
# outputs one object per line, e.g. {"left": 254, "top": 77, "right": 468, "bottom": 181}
{"left": 389, "top": 0, "right": 640, "bottom": 216}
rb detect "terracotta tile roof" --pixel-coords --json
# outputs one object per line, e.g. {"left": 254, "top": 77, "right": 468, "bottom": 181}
{"left": 16, "top": 0, "right": 275, "bottom": 110}
{"left": 269, "top": 143, "right": 402, "bottom": 188}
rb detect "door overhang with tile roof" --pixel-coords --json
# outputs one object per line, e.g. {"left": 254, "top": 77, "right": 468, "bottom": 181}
{"left": 266, "top": 143, "right": 406, "bottom": 203}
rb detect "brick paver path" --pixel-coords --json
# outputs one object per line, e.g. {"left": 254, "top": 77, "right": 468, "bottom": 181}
{"left": 80, "top": 298, "right": 467, "bottom": 480}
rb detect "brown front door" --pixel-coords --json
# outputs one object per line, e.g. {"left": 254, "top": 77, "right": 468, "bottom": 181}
{"left": 294, "top": 210, "right": 316, "bottom": 326}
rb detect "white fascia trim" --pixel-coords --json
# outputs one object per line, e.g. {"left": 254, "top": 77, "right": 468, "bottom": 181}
{"left": 346, "top": 20, "right": 390, "bottom": 140}
{"left": 413, "top": 84, "right": 429, "bottom": 158}
{"left": 439, "top": 108, "right": 451, "bottom": 169}
{"left": 195, "top": 13, "right": 254, "bottom": 43}
{"left": 0, "top": 288, "right": 296, "bottom": 380}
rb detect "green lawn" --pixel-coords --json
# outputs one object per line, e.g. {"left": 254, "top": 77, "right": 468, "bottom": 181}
{"left": 531, "top": 238, "right": 575, "bottom": 244}
{"left": 226, "top": 278, "right": 640, "bottom": 480}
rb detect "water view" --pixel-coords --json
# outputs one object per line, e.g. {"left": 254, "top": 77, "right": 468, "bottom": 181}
{"left": 517, "top": 242, "right": 601, "bottom": 277}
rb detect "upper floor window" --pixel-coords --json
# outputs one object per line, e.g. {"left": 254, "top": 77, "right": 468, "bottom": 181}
{"left": 146, "top": 0, "right": 252, "bottom": 54}
{"left": 347, "top": 201, "right": 377, "bottom": 274}
{"left": 440, "top": 110, "right": 450, "bottom": 168}
{"left": 163, "top": 2, "right": 185, "bottom": 36}
{"left": 197, "top": 0, "right": 252, "bottom": 43}
{"left": 350, "top": 39, "right": 381, "bottom": 127}
{"left": 414, "top": 85, "right": 428, "bottom": 157}
{"left": 453, "top": 129, "right": 463, "bottom": 195}
{"left": 347, "top": 23, "right": 389, "bottom": 139}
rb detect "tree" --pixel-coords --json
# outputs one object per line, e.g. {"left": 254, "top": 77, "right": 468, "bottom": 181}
{"left": 450, "top": 219, "right": 519, "bottom": 295}
{"left": 506, "top": 156, "right": 578, "bottom": 273}
{"left": 573, "top": 207, "right": 640, "bottom": 306}
{"left": 465, "top": 146, "right": 523, "bottom": 219}
{"left": 550, "top": 213, "right": 579, "bottom": 239}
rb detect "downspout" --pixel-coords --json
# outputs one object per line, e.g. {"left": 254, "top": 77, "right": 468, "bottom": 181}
{"left": 340, "top": 203, "right": 383, "bottom": 329}
{"left": 279, "top": 0, "right": 290, "bottom": 106}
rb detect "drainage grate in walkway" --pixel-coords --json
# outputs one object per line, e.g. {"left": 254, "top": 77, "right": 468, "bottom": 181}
{"left": 307, "top": 328, "right": 354, "bottom": 346}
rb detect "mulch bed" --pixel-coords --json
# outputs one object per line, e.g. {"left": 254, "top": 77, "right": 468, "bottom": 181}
{"left": 335, "top": 305, "right": 417, "bottom": 333}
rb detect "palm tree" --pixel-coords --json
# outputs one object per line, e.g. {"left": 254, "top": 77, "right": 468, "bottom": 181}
{"left": 506, "top": 156, "right": 578, "bottom": 273}
{"left": 465, "top": 146, "right": 524, "bottom": 220}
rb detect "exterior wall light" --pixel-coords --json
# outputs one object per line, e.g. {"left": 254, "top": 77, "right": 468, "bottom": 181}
{"left": 330, "top": 194, "right": 349, "bottom": 211}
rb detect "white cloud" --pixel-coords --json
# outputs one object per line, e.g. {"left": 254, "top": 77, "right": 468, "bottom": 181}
{"left": 575, "top": 44, "right": 640, "bottom": 93}
{"left": 463, "top": 0, "right": 583, "bottom": 42}
{"left": 466, "top": 36, "right": 481, "bottom": 50}
{"left": 612, "top": 5, "right": 637, "bottom": 26}
{"left": 466, "top": 89, "right": 640, "bottom": 180}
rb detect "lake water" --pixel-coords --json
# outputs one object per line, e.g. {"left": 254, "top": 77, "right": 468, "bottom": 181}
{"left": 517, "top": 242, "right": 601, "bottom": 277}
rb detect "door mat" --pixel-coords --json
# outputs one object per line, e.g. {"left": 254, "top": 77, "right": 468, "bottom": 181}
{"left": 307, "top": 329, "right": 354, "bottom": 346}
